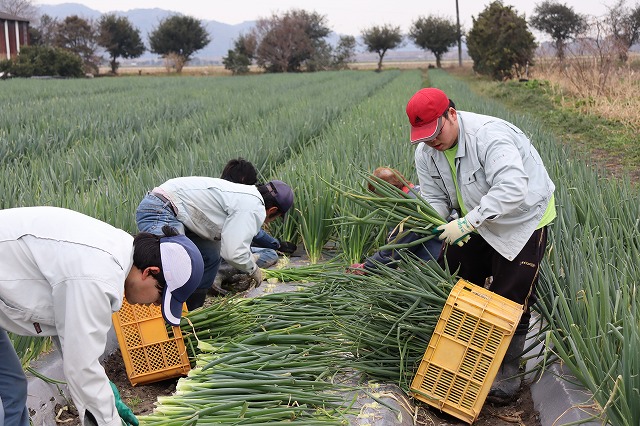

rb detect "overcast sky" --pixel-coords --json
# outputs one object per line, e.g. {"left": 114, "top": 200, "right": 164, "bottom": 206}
{"left": 38, "top": 0, "right": 612, "bottom": 36}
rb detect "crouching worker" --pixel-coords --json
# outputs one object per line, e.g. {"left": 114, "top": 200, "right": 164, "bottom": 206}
{"left": 348, "top": 167, "right": 443, "bottom": 274}
{"left": 0, "top": 206, "right": 204, "bottom": 426}
{"left": 136, "top": 176, "right": 294, "bottom": 310}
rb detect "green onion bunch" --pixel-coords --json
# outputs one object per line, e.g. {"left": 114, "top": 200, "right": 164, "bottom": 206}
{"left": 327, "top": 170, "right": 446, "bottom": 252}
{"left": 331, "top": 256, "right": 456, "bottom": 391}
{"left": 261, "top": 259, "right": 345, "bottom": 283}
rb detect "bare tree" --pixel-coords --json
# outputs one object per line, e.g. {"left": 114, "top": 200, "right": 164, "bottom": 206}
{"left": 30, "top": 14, "right": 58, "bottom": 46}
{"left": 252, "top": 9, "right": 330, "bottom": 73}
{"left": 606, "top": 0, "right": 640, "bottom": 62}
{"left": 0, "top": 0, "right": 36, "bottom": 19}
{"left": 559, "top": 17, "right": 618, "bottom": 97}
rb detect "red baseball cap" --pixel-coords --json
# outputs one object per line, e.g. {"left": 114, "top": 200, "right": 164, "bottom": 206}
{"left": 406, "top": 88, "right": 450, "bottom": 144}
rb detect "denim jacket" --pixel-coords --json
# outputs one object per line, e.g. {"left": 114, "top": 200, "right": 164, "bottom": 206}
{"left": 415, "top": 111, "right": 555, "bottom": 260}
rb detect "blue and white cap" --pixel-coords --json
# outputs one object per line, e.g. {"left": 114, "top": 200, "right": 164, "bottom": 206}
{"left": 159, "top": 235, "right": 204, "bottom": 326}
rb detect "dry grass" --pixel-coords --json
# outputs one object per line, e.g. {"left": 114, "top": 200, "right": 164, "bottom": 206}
{"left": 101, "top": 65, "right": 236, "bottom": 77}
{"left": 531, "top": 53, "right": 640, "bottom": 131}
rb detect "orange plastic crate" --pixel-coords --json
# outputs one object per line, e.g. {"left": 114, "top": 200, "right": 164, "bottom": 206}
{"left": 410, "top": 279, "right": 524, "bottom": 424}
{"left": 112, "top": 298, "right": 191, "bottom": 386}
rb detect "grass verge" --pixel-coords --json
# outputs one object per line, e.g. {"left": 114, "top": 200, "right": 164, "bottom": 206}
{"left": 443, "top": 66, "right": 640, "bottom": 183}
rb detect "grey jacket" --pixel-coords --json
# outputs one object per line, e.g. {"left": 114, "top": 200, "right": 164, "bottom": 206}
{"left": 415, "top": 111, "right": 555, "bottom": 260}
{"left": 160, "top": 177, "right": 265, "bottom": 273}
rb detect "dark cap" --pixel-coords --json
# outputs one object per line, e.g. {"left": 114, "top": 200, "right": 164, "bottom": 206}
{"left": 266, "top": 180, "right": 294, "bottom": 215}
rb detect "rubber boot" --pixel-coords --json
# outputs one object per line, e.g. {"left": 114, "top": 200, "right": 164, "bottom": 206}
{"left": 186, "top": 288, "right": 208, "bottom": 311}
{"left": 486, "top": 333, "right": 527, "bottom": 405}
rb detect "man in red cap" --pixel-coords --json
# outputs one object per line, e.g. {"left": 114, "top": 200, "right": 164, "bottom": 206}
{"left": 406, "top": 87, "right": 556, "bottom": 404}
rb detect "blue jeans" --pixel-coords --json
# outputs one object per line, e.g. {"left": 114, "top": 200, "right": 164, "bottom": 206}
{"left": 251, "top": 247, "right": 278, "bottom": 268}
{"left": 415, "top": 238, "right": 443, "bottom": 261}
{"left": 252, "top": 229, "right": 279, "bottom": 249}
{"left": 136, "top": 193, "right": 221, "bottom": 291}
{"left": 0, "top": 329, "right": 30, "bottom": 426}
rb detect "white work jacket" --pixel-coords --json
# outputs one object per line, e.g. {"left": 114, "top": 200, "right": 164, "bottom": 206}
{"left": 0, "top": 206, "right": 133, "bottom": 426}
{"left": 415, "top": 111, "right": 555, "bottom": 260}
{"left": 159, "top": 177, "right": 265, "bottom": 273}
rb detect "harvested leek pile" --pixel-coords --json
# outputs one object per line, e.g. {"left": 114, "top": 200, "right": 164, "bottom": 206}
{"left": 261, "top": 259, "right": 345, "bottom": 284}
{"left": 141, "top": 257, "right": 456, "bottom": 425}
{"left": 333, "top": 256, "right": 456, "bottom": 389}
{"left": 141, "top": 329, "right": 355, "bottom": 425}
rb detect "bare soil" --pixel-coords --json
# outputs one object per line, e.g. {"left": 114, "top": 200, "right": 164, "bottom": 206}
{"left": 53, "top": 350, "right": 177, "bottom": 425}
{"left": 416, "top": 386, "right": 540, "bottom": 425}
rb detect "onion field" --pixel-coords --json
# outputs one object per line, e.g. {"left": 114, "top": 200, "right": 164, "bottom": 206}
{"left": 2, "top": 68, "right": 638, "bottom": 425}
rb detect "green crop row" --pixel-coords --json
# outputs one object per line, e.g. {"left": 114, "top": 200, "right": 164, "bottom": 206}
{"left": 1, "top": 70, "right": 401, "bottom": 232}
{"left": 3, "top": 67, "right": 637, "bottom": 425}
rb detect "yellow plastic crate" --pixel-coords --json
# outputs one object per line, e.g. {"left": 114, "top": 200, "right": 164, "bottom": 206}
{"left": 112, "top": 298, "right": 191, "bottom": 386}
{"left": 410, "top": 279, "right": 524, "bottom": 424}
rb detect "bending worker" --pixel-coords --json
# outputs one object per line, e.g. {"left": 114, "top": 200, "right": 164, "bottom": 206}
{"left": 136, "top": 176, "right": 294, "bottom": 310}
{"left": 0, "top": 206, "right": 204, "bottom": 426}
{"left": 406, "top": 88, "right": 556, "bottom": 404}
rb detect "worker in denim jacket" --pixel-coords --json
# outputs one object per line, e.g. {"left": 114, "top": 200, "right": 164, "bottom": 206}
{"left": 220, "top": 157, "right": 298, "bottom": 266}
{"left": 136, "top": 176, "right": 294, "bottom": 309}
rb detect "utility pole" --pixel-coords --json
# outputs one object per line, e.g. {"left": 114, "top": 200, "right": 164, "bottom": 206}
{"left": 456, "top": 0, "right": 462, "bottom": 67}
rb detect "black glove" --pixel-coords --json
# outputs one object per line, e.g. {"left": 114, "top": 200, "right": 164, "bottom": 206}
{"left": 277, "top": 241, "right": 297, "bottom": 255}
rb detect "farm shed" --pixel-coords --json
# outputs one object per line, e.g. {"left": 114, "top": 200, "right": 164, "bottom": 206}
{"left": 0, "top": 11, "right": 30, "bottom": 60}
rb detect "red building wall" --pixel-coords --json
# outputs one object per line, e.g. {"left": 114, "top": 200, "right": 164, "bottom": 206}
{"left": 1, "top": 14, "right": 30, "bottom": 59}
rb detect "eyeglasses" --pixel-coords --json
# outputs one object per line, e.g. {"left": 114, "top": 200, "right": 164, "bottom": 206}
{"left": 424, "top": 116, "right": 446, "bottom": 144}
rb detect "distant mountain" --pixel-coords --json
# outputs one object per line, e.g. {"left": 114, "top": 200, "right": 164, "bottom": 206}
{"left": 38, "top": 3, "right": 257, "bottom": 62}
{"left": 39, "top": 3, "right": 101, "bottom": 20}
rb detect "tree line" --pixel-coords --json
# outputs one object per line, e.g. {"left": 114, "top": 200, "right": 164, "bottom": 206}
{"left": 1, "top": 0, "right": 639, "bottom": 80}
{"left": 222, "top": 0, "right": 640, "bottom": 79}
{"left": 0, "top": 10, "right": 209, "bottom": 77}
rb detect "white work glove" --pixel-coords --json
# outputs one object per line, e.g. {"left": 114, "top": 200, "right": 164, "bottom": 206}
{"left": 249, "top": 267, "right": 263, "bottom": 285}
{"left": 436, "top": 217, "right": 474, "bottom": 247}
